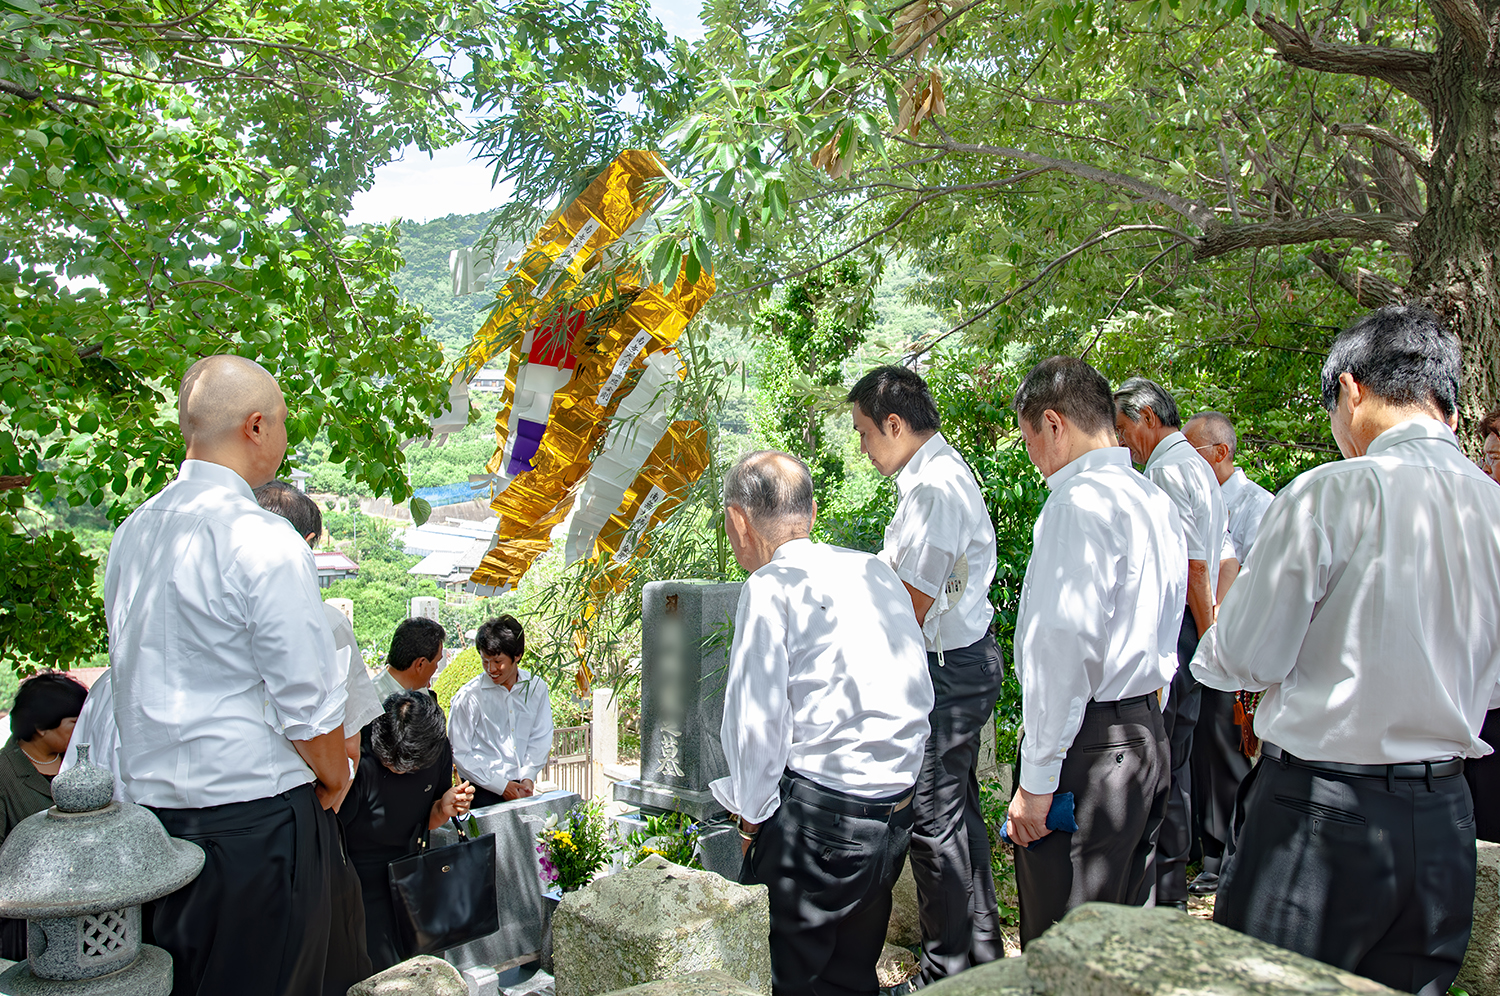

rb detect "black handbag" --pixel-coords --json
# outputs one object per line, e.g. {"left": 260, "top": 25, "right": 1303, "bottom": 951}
{"left": 388, "top": 817, "right": 500, "bottom": 956}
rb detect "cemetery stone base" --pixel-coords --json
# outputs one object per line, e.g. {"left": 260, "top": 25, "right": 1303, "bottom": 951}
{"left": 551, "top": 855, "right": 770, "bottom": 996}
{"left": 1457, "top": 840, "right": 1500, "bottom": 996}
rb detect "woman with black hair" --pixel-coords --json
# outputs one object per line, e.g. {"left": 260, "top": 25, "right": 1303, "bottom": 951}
{"left": 1, "top": 670, "right": 89, "bottom": 959}
{"left": 339, "top": 690, "right": 474, "bottom": 972}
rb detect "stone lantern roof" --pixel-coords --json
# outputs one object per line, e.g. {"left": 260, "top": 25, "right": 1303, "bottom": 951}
{"left": 0, "top": 745, "right": 204, "bottom": 995}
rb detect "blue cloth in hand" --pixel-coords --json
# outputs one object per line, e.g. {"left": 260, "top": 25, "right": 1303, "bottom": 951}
{"left": 999, "top": 791, "right": 1078, "bottom": 850}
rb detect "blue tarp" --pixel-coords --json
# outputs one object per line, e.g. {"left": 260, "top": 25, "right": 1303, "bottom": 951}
{"left": 413, "top": 482, "right": 475, "bottom": 508}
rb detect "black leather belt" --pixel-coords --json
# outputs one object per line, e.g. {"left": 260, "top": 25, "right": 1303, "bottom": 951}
{"left": 781, "top": 771, "right": 913, "bottom": 820}
{"left": 1262, "top": 742, "right": 1463, "bottom": 779}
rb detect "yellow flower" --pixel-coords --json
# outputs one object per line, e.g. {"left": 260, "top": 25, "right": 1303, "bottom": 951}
{"left": 552, "top": 830, "right": 575, "bottom": 849}
{"left": 641, "top": 846, "right": 663, "bottom": 857}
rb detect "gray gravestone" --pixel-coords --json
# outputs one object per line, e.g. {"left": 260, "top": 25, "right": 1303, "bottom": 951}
{"left": 613, "top": 581, "right": 742, "bottom": 822}
{"left": 430, "top": 790, "right": 581, "bottom": 973}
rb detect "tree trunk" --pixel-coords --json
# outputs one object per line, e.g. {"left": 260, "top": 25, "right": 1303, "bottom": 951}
{"left": 1410, "top": 4, "right": 1500, "bottom": 431}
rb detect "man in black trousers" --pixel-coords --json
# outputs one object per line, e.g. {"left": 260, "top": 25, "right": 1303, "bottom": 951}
{"left": 1193, "top": 305, "right": 1500, "bottom": 995}
{"left": 847, "top": 367, "right": 1003, "bottom": 980}
{"left": 107, "top": 355, "right": 351, "bottom": 996}
{"left": 712, "top": 450, "right": 934, "bottom": 996}
{"left": 1007, "top": 357, "right": 1183, "bottom": 944}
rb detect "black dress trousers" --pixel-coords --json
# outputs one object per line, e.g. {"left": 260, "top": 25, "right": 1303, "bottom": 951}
{"left": 149, "top": 782, "right": 333, "bottom": 996}
{"left": 1462, "top": 707, "right": 1500, "bottom": 843}
{"left": 741, "top": 772, "right": 915, "bottom": 996}
{"left": 1014, "top": 693, "right": 1170, "bottom": 947}
{"left": 323, "top": 808, "right": 372, "bottom": 996}
{"left": 1148, "top": 611, "right": 1203, "bottom": 904}
{"left": 1190, "top": 686, "right": 1251, "bottom": 869}
{"left": 1215, "top": 754, "right": 1477, "bottom": 996}
{"left": 908, "top": 632, "right": 1004, "bottom": 981}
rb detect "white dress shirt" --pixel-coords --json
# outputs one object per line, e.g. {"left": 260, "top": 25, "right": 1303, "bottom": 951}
{"left": 1014, "top": 448, "right": 1188, "bottom": 794}
{"left": 1192, "top": 418, "right": 1500, "bottom": 764}
{"left": 1221, "top": 468, "right": 1275, "bottom": 562}
{"left": 105, "top": 460, "right": 346, "bottom": 809}
{"left": 328, "top": 604, "right": 384, "bottom": 734}
{"left": 1142, "top": 431, "right": 1227, "bottom": 569}
{"left": 710, "top": 538, "right": 935, "bottom": 824}
{"left": 882, "top": 433, "right": 998, "bottom": 654}
{"left": 372, "top": 668, "right": 406, "bottom": 704}
{"left": 60, "top": 670, "right": 125, "bottom": 802}
{"left": 449, "top": 668, "right": 555, "bottom": 793}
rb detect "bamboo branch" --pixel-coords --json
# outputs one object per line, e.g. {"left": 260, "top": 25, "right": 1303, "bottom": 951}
{"left": 1254, "top": 16, "right": 1435, "bottom": 110}
{"left": 1328, "top": 122, "right": 1430, "bottom": 180}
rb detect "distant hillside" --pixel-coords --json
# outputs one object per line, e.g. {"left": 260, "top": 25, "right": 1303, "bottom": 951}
{"left": 391, "top": 212, "right": 515, "bottom": 354}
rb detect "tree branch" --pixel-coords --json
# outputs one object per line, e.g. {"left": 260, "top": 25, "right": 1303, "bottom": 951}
{"left": 901, "top": 135, "right": 1220, "bottom": 230}
{"left": 1308, "top": 249, "right": 1408, "bottom": 308}
{"left": 1426, "top": 0, "right": 1491, "bottom": 56}
{"left": 0, "top": 476, "right": 35, "bottom": 492}
{"left": 1328, "top": 122, "right": 1430, "bottom": 180}
{"left": 1194, "top": 213, "right": 1416, "bottom": 260}
{"left": 0, "top": 77, "right": 103, "bottom": 107}
{"left": 1254, "top": 16, "right": 1435, "bottom": 111}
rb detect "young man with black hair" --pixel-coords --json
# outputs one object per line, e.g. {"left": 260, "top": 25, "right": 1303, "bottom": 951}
{"left": 1007, "top": 357, "right": 1183, "bottom": 945}
{"left": 375, "top": 617, "right": 447, "bottom": 702}
{"left": 1193, "top": 305, "right": 1500, "bottom": 995}
{"left": 449, "top": 615, "right": 554, "bottom": 809}
{"left": 846, "top": 365, "right": 1002, "bottom": 982}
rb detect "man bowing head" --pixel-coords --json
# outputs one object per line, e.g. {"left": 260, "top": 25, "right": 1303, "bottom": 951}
{"left": 711, "top": 451, "right": 934, "bottom": 996}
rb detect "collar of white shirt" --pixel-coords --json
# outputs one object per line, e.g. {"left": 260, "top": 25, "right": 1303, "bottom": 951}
{"left": 770, "top": 536, "right": 814, "bottom": 563}
{"left": 1366, "top": 415, "right": 1461, "bottom": 456}
{"left": 894, "top": 432, "right": 950, "bottom": 496}
{"left": 1221, "top": 467, "right": 1250, "bottom": 502}
{"left": 177, "top": 458, "right": 257, "bottom": 500}
{"left": 1045, "top": 445, "right": 1130, "bottom": 491}
{"left": 1142, "top": 431, "right": 1193, "bottom": 474}
{"left": 476, "top": 666, "right": 537, "bottom": 692}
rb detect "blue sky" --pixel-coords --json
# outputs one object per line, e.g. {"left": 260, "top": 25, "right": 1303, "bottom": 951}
{"left": 347, "top": 0, "right": 705, "bottom": 226}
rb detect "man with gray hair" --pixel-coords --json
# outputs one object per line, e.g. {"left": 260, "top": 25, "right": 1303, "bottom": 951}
{"left": 106, "top": 354, "right": 350, "bottom": 996}
{"left": 711, "top": 450, "right": 934, "bottom": 996}
{"left": 1193, "top": 305, "right": 1500, "bottom": 993}
{"left": 1114, "top": 377, "right": 1228, "bottom": 910}
{"left": 1180, "top": 410, "right": 1273, "bottom": 896}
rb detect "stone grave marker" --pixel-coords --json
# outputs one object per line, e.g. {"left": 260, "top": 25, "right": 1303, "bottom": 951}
{"left": 613, "top": 581, "right": 741, "bottom": 821}
{"left": 430, "top": 790, "right": 581, "bottom": 974}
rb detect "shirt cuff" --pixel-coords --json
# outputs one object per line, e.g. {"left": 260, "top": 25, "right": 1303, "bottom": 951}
{"left": 894, "top": 562, "right": 942, "bottom": 599}
{"left": 281, "top": 685, "right": 348, "bottom": 742}
{"left": 710, "top": 776, "right": 781, "bottom": 825}
{"left": 1019, "top": 758, "right": 1063, "bottom": 796}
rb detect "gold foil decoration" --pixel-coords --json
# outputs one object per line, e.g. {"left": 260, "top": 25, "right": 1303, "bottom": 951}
{"left": 463, "top": 151, "right": 716, "bottom": 592}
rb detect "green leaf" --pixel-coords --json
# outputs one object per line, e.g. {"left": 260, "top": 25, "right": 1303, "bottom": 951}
{"left": 410, "top": 496, "right": 432, "bottom": 526}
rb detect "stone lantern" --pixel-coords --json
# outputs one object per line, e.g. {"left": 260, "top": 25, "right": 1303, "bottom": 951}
{"left": 0, "top": 745, "right": 204, "bottom": 995}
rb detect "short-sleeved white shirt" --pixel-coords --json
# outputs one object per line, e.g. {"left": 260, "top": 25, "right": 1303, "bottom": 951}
{"left": 1221, "top": 468, "right": 1275, "bottom": 563}
{"left": 1141, "top": 431, "right": 1227, "bottom": 569}
{"left": 881, "top": 433, "right": 998, "bottom": 653}
{"left": 449, "top": 669, "right": 555, "bottom": 794}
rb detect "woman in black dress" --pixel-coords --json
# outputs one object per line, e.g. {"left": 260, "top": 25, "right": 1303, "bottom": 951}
{"left": 340, "top": 690, "right": 474, "bottom": 971}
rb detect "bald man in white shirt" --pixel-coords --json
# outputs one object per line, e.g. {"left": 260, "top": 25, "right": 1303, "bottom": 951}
{"left": 1193, "top": 305, "right": 1500, "bottom": 995}
{"left": 713, "top": 450, "right": 933, "bottom": 996}
{"left": 106, "top": 356, "right": 350, "bottom": 996}
{"left": 1007, "top": 357, "right": 1183, "bottom": 945}
{"left": 1114, "top": 377, "right": 1228, "bottom": 909}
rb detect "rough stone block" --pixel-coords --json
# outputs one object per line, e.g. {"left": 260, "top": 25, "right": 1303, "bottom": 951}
{"left": 552, "top": 855, "right": 770, "bottom": 996}
{"left": 463, "top": 965, "right": 500, "bottom": 996}
{"left": 1025, "top": 903, "right": 1399, "bottom": 996}
{"left": 348, "top": 955, "right": 468, "bottom": 996}
{"left": 921, "top": 955, "right": 1036, "bottom": 996}
{"left": 595, "top": 970, "right": 760, "bottom": 996}
{"left": 1458, "top": 840, "right": 1500, "bottom": 996}
{"left": 429, "top": 790, "right": 582, "bottom": 973}
{"left": 886, "top": 863, "right": 921, "bottom": 948}
{"left": 876, "top": 943, "right": 919, "bottom": 989}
